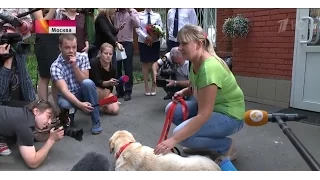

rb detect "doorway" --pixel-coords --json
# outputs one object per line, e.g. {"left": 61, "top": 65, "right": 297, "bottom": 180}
{"left": 291, "top": 8, "right": 320, "bottom": 112}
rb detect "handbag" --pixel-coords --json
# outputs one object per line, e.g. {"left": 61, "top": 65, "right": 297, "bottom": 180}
{"left": 115, "top": 48, "right": 127, "bottom": 61}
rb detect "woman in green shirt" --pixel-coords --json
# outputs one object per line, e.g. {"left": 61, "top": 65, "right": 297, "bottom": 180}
{"left": 154, "top": 24, "right": 245, "bottom": 161}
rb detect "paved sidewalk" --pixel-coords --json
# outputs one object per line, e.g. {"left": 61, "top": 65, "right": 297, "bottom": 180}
{"left": 1, "top": 83, "right": 320, "bottom": 171}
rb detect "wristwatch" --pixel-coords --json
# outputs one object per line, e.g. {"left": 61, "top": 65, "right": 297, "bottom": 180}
{"left": 174, "top": 81, "right": 177, "bottom": 86}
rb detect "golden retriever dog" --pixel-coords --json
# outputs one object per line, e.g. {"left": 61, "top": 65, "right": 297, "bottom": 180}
{"left": 109, "top": 130, "right": 221, "bottom": 171}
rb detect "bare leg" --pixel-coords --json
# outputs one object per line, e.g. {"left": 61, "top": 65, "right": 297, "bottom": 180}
{"left": 150, "top": 62, "right": 156, "bottom": 95}
{"left": 102, "top": 93, "right": 120, "bottom": 115}
{"left": 96, "top": 87, "right": 119, "bottom": 115}
{"left": 37, "top": 77, "right": 50, "bottom": 101}
{"left": 142, "top": 62, "right": 150, "bottom": 95}
{"left": 97, "top": 87, "right": 110, "bottom": 100}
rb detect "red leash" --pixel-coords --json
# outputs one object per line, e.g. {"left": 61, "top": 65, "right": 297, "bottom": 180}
{"left": 157, "top": 96, "right": 189, "bottom": 154}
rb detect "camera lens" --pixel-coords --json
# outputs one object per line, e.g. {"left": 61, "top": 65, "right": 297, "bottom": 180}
{"left": 64, "top": 127, "right": 83, "bottom": 142}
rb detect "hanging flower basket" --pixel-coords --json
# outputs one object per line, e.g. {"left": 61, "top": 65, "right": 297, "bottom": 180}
{"left": 222, "top": 14, "right": 250, "bottom": 38}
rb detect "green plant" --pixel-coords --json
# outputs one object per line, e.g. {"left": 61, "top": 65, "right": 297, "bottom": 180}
{"left": 222, "top": 14, "right": 250, "bottom": 38}
{"left": 26, "top": 53, "right": 38, "bottom": 86}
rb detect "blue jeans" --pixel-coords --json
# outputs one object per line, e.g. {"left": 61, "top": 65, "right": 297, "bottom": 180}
{"left": 165, "top": 96, "right": 244, "bottom": 154}
{"left": 57, "top": 79, "right": 100, "bottom": 125}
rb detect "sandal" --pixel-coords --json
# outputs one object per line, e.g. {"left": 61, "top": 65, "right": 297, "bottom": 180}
{"left": 217, "top": 149, "right": 238, "bottom": 162}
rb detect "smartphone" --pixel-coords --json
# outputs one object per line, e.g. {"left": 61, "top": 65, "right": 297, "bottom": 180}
{"left": 156, "top": 79, "right": 168, "bottom": 87}
{"left": 120, "top": 22, "right": 126, "bottom": 28}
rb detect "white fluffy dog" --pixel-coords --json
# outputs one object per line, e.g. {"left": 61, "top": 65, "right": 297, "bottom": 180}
{"left": 109, "top": 130, "right": 221, "bottom": 171}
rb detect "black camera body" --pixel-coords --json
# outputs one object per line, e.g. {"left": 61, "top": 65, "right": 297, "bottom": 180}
{"left": 0, "top": 32, "right": 31, "bottom": 62}
{"left": 156, "top": 78, "right": 168, "bottom": 87}
{"left": 0, "top": 9, "right": 32, "bottom": 62}
{"left": 158, "top": 59, "right": 176, "bottom": 79}
{"left": 55, "top": 109, "right": 83, "bottom": 142}
{"left": 156, "top": 59, "right": 176, "bottom": 87}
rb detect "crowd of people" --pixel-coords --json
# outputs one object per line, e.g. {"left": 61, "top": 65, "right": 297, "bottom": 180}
{"left": 0, "top": 8, "right": 245, "bottom": 170}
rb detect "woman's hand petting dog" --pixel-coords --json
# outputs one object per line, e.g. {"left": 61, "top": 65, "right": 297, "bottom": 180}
{"left": 154, "top": 137, "right": 178, "bottom": 155}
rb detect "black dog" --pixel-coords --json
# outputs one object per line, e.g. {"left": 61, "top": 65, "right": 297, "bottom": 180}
{"left": 71, "top": 152, "right": 111, "bottom": 171}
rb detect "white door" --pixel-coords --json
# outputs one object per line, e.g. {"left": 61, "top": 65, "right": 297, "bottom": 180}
{"left": 291, "top": 8, "right": 320, "bottom": 112}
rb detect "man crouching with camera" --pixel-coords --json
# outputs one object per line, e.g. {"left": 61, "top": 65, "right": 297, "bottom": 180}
{"left": 152, "top": 47, "right": 190, "bottom": 100}
{"left": 0, "top": 100, "right": 64, "bottom": 169}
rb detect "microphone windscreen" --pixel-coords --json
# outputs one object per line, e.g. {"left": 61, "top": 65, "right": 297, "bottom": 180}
{"left": 71, "top": 152, "right": 110, "bottom": 171}
{"left": 99, "top": 95, "right": 118, "bottom": 106}
{"left": 120, "top": 75, "right": 129, "bottom": 83}
{"left": 244, "top": 110, "right": 269, "bottom": 126}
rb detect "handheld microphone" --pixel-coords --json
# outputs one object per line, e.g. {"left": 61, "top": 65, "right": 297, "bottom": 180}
{"left": 244, "top": 109, "right": 320, "bottom": 171}
{"left": 117, "top": 75, "right": 129, "bottom": 84}
{"left": 71, "top": 152, "right": 111, "bottom": 171}
{"left": 244, "top": 110, "right": 307, "bottom": 126}
{"left": 92, "top": 95, "right": 118, "bottom": 107}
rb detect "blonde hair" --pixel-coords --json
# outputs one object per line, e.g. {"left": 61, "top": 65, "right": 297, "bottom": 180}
{"left": 177, "top": 24, "right": 230, "bottom": 71}
{"left": 97, "top": 42, "right": 114, "bottom": 58}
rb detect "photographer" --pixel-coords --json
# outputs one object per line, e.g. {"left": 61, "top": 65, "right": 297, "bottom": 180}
{"left": 0, "top": 100, "right": 64, "bottom": 169}
{"left": 152, "top": 47, "right": 190, "bottom": 100}
{"left": 0, "top": 9, "right": 36, "bottom": 106}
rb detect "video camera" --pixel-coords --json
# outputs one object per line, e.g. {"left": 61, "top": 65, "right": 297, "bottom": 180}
{"left": 0, "top": 9, "right": 41, "bottom": 62}
{"left": 55, "top": 109, "right": 84, "bottom": 142}
{"left": 156, "top": 57, "right": 176, "bottom": 87}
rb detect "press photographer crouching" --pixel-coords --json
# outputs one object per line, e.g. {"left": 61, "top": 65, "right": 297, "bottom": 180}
{"left": 152, "top": 47, "right": 190, "bottom": 100}
{"left": 0, "top": 99, "right": 64, "bottom": 169}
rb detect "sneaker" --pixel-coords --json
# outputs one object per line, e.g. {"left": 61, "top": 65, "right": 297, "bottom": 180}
{"left": 116, "top": 93, "right": 124, "bottom": 98}
{"left": 163, "top": 94, "right": 172, "bottom": 100}
{"left": 91, "top": 122, "right": 102, "bottom": 135}
{"left": 0, "top": 143, "right": 12, "bottom": 156}
{"left": 124, "top": 94, "right": 131, "bottom": 101}
{"left": 219, "top": 149, "right": 238, "bottom": 161}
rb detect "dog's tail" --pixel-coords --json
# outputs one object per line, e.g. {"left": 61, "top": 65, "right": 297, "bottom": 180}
{"left": 71, "top": 151, "right": 111, "bottom": 171}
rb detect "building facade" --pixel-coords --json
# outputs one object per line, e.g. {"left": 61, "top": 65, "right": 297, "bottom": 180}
{"left": 132, "top": 8, "right": 319, "bottom": 112}
{"left": 133, "top": 8, "right": 217, "bottom": 54}
{"left": 216, "top": 8, "right": 320, "bottom": 113}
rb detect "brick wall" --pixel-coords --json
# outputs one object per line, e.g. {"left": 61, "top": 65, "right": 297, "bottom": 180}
{"left": 217, "top": 8, "right": 296, "bottom": 80}
{"left": 216, "top": 8, "right": 234, "bottom": 58}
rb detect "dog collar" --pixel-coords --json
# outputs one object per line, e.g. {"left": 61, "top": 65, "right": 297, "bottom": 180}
{"left": 115, "top": 142, "right": 133, "bottom": 160}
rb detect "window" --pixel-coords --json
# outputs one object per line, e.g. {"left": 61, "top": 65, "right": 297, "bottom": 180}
{"left": 195, "top": 8, "right": 217, "bottom": 47}
{"left": 153, "top": 8, "right": 168, "bottom": 51}
{"left": 153, "top": 8, "right": 217, "bottom": 49}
